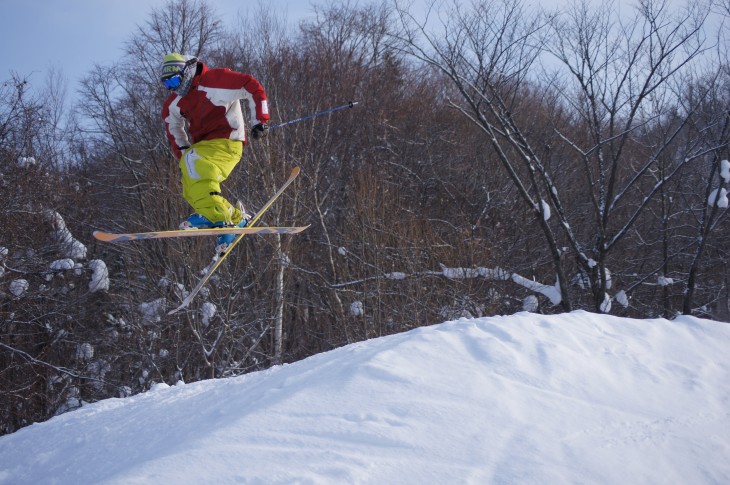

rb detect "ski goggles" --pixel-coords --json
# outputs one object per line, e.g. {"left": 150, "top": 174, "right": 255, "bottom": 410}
{"left": 162, "top": 73, "right": 182, "bottom": 90}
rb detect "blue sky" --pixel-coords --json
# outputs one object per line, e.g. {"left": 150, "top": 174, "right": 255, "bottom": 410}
{"left": 1, "top": 0, "right": 318, "bottom": 91}
{"left": 2, "top": 0, "right": 706, "bottom": 104}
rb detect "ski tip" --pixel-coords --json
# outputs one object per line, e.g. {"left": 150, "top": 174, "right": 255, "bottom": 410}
{"left": 169, "top": 296, "right": 195, "bottom": 315}
{"left": 292, "top": 166, "right": 301, "bottom": 176}
{"left": 168, "top": 305, "right": 185, "bottom": 316}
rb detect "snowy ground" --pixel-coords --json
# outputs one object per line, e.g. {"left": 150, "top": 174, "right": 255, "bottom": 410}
{"left": 0, "top": 311, "right": 728, "bottom": 484}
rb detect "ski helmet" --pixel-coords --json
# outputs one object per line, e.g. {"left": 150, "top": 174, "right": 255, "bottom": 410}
{"left": 160, "top": 53, "right": 187, "bottom": 82}
{"left": 160, "top": 53, "right": 198, "bottom": 94}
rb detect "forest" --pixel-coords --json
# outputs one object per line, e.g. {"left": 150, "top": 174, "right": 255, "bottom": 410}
{"left": 1, "top": 0, "right": 729, "bottom": 434}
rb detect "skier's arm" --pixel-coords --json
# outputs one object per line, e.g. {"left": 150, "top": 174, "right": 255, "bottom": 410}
{"left": 210, "top": 69, "right": 270, "bottom": 126}
{"left": 161, "top": 97, "right": 191, "bottom": 159}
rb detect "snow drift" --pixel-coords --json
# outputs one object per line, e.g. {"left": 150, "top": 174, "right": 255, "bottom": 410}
{"left": 0, "top": 311, "right": 728, "bottom": 484}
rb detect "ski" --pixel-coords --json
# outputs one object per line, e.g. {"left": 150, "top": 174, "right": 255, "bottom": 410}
{"left": 168, "top": 166, "right": 302, "bottom": 315}
{"left": 93, "top": 225, "right": 310, "bottom": 242}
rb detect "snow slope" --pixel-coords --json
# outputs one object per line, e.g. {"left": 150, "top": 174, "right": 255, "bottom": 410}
{"left": 1, "top": 311, "right": 729, "bottom": 484}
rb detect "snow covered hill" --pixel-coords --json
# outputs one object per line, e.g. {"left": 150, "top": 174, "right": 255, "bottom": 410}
{"left": 0, "top": 311, "right": 728, "bottom": 484}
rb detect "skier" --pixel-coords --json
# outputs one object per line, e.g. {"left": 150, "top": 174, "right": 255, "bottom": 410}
{"left": 160, "top": 52, "right": 270, "bottom": 254}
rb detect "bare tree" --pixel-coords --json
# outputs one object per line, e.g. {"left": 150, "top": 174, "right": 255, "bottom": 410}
{"left": 391, "top": 0, "right": 716, "bottom": 313}
{"left": 391, "top": 0, "right": 575, "bottom": 309}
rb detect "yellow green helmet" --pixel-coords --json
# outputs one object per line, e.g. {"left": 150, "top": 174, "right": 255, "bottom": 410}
{"left": 160, "top": 53, "right": 187, "bottom": 82}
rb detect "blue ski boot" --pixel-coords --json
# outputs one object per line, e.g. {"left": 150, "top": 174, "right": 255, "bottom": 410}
{"left": 179, "top": 213, "right": 215, "bottom": 230}
{"left": 214, "top": 202, "right": 252, "bottom": 255}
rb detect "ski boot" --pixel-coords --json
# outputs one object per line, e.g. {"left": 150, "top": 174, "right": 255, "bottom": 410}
{"left": 214, "top": 202, "right": 252, "bottom": 255}
{"left": 179, "top": 213, "right": 215, "bottom": 230}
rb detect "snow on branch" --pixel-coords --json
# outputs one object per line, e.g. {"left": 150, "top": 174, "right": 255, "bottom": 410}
{"left": 43, "top": 209, "right": 87, "bottom": 260}
{"left": 335, "top": 260, "right": 565, "bottom": 308}
{"left": 439, "top": 264, "right": 511, "bottom": 280}
{"left": 708, "top": 188, "right": 729, "bottom": 208}
{"left": 88, "top": 260, "right": 109, "bottom": 293}
{"left": 139, "top": 298, "right": 167, "bottom": 323}
{"left": 439, "top": 264, "right": 562, "bottom": 305}
{"left": 541, "top": 199, "right": 551, "bottom": 221}
{"left": 510, "top": 274, "right": 562, "bottom": 305}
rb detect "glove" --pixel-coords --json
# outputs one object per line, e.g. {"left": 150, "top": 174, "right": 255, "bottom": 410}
{"left": 251, "top": 123, "right": 269, "bottom": 140}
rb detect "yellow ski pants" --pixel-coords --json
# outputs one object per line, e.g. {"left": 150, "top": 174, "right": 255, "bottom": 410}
{"left": 179, "top": 139, "right": 245, "bottom": 225}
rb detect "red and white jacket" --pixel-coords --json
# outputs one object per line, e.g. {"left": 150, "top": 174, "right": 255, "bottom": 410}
{"left": 162, "top": 62, "right": 270, "bottom": 159}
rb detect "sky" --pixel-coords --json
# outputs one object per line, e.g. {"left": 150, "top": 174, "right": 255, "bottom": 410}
{"left": 2, "top": 0, "right": 710, "bottom": 103}
{"left": 0, "top": 0, "right": 319, "bottom": 91}
{"left": 0, "top": 310, "right": 728, "bottom": 483}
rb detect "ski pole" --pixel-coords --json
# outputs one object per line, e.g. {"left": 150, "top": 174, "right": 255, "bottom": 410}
{"left": 269, "top": 101, "right": 359, "bottom": 130}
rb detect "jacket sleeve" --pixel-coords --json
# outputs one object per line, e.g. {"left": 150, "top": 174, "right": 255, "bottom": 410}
{"left": 210, "top": 69, "right": 270, "bottom": 125}
{"left": 161, "top": 96, "right": 191, "bottom": 159}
